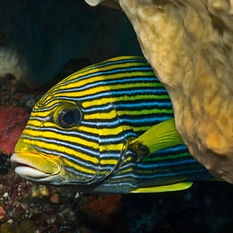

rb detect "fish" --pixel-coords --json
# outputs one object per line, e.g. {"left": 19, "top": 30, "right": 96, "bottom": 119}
{"left": 10, "top": 56, "right": 214, "bottom": 193}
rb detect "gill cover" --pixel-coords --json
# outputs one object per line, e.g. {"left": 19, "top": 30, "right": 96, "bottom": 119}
{"left": 75, "top": 102, "right": 127, "bottom": 187}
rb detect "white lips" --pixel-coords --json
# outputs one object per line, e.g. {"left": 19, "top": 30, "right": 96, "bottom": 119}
{"left": 11, "top": 153, "right": 49, "bottom": 178}
{"left": 15, "top": 166, "right": 49, "bottom": 178}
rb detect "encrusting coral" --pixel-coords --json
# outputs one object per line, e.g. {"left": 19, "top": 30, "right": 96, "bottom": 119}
{"left": 85, "top": 0, "right": 233, "bottom": 184}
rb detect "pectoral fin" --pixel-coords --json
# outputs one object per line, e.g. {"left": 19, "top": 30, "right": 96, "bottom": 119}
{"left": 131, "top": 182, "right": 193, "bottom": 193}
{"left": 128, "top": 118, "right": 183, "bottom": 161}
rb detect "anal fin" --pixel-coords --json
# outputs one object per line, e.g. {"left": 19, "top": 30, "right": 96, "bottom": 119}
{"left": 131, "top": 182, "right": 193, "bottom": 193}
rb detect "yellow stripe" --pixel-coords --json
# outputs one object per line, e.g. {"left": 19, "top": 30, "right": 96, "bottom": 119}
{"left": 50, "top": 82, "right": 156, "bottom": 99}
{"left": 31, "top": 110, "right": 52, "bottom": 118}
{"left": 23, "top": 128, "right": 99, "bottom": 150}
{"left": 23, "top": 129, "right": 124, "bottom": 152}
{"left": 42, "top": 71, "right": 155, "bottom": 104}
{"left": 31, "top": 104, "right": 58, "bottom": 116}
{"left": 59, "top": 56, "right": 146, "bottom": 87}
{"left": 30, "top": 111, "right": 51, "bottom": 118}
{"left": 33, "top": 100, "right": 76, "bottom": 112}
{"left": 26, "top": 120, "right": 151, "bottom": 136}
{"left": 84, "top": 109, "right": 173, "bottom": 120}
{"left": 100, "top": 159, "right": 118, "bottom": 165}
{"left": 26, "top": 120, "right": 45, "bottom": 127}
{"left": 32, "top": 97, "right": 171, "bottom": 120}
{"left": 79, "top": 125, "right": 123, "bottom": 136}
{"left": 118, "top": 168, "right": 133, "bottom": 175}
{"left": 60, "top": 61, "right": 149, "bottom": 86}
{"left": 82, "top": 94, "right": 169, "bottom": 108}
{"left": 63, "top": 158, "right": 96, "bottom": 174}
{"left": 98, "top": 156, "right": 133, "bottom": 176}
{"left": 65, "top": 61, "right": 149, "bottom": 84}
{"left": 94, "top": 56, "right": 143, "bottom": 64}
{"left": 24, "top": 121, "right": 125, "bottom": 151}
{"left": 21, "top": 137, "right": 99, "bottom": 164}
{"left": 84, "top": 110, "right": 117, "bottom": 120}
{"left": 35, "top": 56, "right": 149, "bottom": 107}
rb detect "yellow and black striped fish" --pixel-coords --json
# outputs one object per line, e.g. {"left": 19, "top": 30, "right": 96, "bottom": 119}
{"left": 10, "top": 56, "right": 214, "bottom": 193}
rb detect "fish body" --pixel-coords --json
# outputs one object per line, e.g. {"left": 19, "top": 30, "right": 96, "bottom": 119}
{"left": 11, "top": 56, "right": 214, "bottom": 193}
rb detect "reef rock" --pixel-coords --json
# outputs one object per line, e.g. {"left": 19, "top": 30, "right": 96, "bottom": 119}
{"left": 85, "top": 0, "right": 233, "bottom": 183}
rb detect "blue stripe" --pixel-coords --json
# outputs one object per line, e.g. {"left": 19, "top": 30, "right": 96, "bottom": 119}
{"left": 33, "top": 103, "right": 60, "bottom": 112}
{"left": 83, "top": 116, "right": 171, "bottom": 127}
{"left": 25, "top": 125, "right": 137, "bottom": 144}
{"left": 102, "top": 182, "right": 136, "bottom": 188}
{"left": 22, "top": 134, "right": 123, "bottom": 159}
{"left": 66, "top": 166, "right": 94, "bottom": 178}
{"left": 115, "top": 101, "right": 172, "bottom": 109}
{"left": 43, "top": 89, "right": 170, "bottom": 106}
{"left": 86, "top": 58, "right": 146, "bottom": 70}
{"left": 83, "top": 101, "right": 172, "bottom": 113}
{"left": 82, "top": 104, "right": 113, "bottom": 113}
{"left": 21, "top": 135, "right": 100, "bottom": 159}
{"left": 111, "top": 167, "right": 208, "bottom": 180}
{"left": 29, "top": 146, "right": 97, "bottom": 172}
{"left": 59, "top": 66, "right": 153, "bottom": 87}
{"left": 55, "top": 77, "right": 159, "bottom": 94}
{"left": 152, "top": 145, "right": 188, "bottom": 154}
{"left": 33, "top": 101, "right": 172, "bottom": 115}
{"left": 31, "top": 145, "right": 119, "bottom": 173}
{"left": 34, "top": 101, "right": 172, "bottom": 114}
{"left": 136, "top": 158, "right": 197, "bottom": 169}
{"left": 29, "top": 116, "right": 50, "bottom": 121}
{"left": 25, "top": 125, "right": 100, "bottom": 142}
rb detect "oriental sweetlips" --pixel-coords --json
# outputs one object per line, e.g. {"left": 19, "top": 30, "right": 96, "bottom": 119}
{"left": 10, "top": 56, "right": 214, "bottom": 193}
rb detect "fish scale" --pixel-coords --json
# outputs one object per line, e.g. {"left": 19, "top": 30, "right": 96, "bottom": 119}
{"left": 11, "top": 56, "right": 214, "bottom": 193}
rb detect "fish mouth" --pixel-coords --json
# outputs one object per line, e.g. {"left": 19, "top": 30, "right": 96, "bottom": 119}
{"left": 10, "top": 152, "right": 62, "bottom": 180}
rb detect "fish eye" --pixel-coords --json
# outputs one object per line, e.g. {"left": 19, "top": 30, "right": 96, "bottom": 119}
{"left": 58, "top": 108, "right": 82, "bottom": 128}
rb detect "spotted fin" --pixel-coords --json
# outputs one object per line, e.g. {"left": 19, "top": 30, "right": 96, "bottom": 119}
{"left": 131, "top": 182, "right": 193, "bottom": 193}
{"left": 128, "top": 118, "right": 183, "bottom": 161}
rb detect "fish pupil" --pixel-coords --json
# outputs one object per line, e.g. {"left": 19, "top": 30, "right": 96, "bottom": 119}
{"left": 58, "top": 109, "right": 81, "bottom": 128}
{"left": 63, "top": 110, "right": 76, "bottom": 124}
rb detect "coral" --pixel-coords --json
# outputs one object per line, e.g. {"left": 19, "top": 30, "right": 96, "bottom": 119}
{"left": 85, "top": 0, "right": 233, "bottom": 184}
{"left": 80, "top": 195, "right": 122, "bottom": 223}
{"left": 0, "top": 206, "right": 6, "bottom": 220}
{"left": 0, "top": 221, "right": 32, "bottom": 233}
{"left": 0, "top": 107, "right": 29, "bottom": 154}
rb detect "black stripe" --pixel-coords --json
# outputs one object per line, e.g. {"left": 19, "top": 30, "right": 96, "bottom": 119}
{"left": 25, "top": 125, "right": 100, "bottom": 144}
{"left": 134, "top": 164, "right": 205, "bottom": 175}
{"left": 144, "top": 148, "right": 190, "bottom": 158}
{"left": 22, "top": 134, "right": 100, "bottom": 161}
{"left": 82, "top": 120, "right": 167, "bottom": 129}
{"left": 87, "top": 57, "right": 147, "bottom": 69}
{"left": 83, "top": 99, "right": 172, "bottom": 114}
{"left": 33, "top": 145, "right": 99, "bottom": 171}
{"left": 61, "top": 65, "right": 155, "bottom": 87}
{"left": 84, "top": 113, "right": 173, "bottom": 124}
{"left": 56, "top": 87, "right": 167, "bottom": 98}
{"left": 56, "top": 75, "right": 160, "bottom": 94}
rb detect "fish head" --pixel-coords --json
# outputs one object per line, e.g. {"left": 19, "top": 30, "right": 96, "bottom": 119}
{"left": 10, "top": 67, "right": 129, "bottom": 189}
